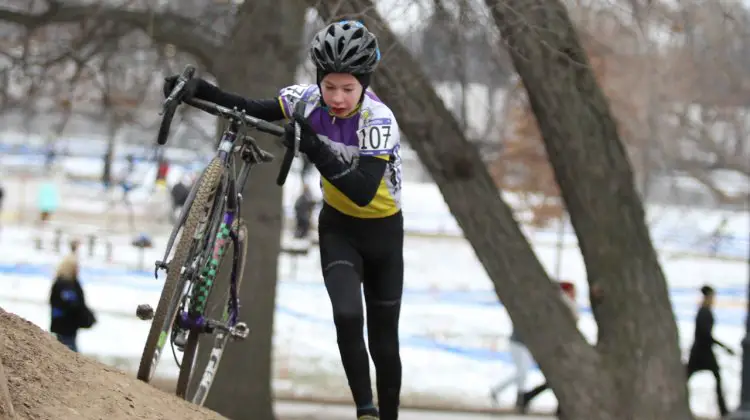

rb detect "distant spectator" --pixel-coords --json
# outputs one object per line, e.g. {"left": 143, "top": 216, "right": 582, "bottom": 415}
{"left": 294, "top": 184, "right": 316, "bottom": 239}
{"left": 102, "top": 151, "right": 112, "bottom": 190}
{"left": 125, "top": 154, "right": 136, "bottom": 174}
{"left": 686, "top": 285, "right": 733, "bottom": 418}
{"left": 300, "top": 154, "right": 314, "bottom": 181}
{"left": 519, "top": 281, "right": 578, "bottom": 416}
{"left": 118, "top": 154, "right": 137, "bottom": 207}
{"left": 170, "top": 175, "right": 193, "bottom": 224}
{"left": 156, "top": 158, "right": 170, "bottom": 187}
{"left": 37, "top": 173, "right": 60, "bottom": 226}
{"left": 44, "top": 148, "right": 56, "bottom": 174}
{"left": 489, "top": 320, "right": 533, "bottom": 412}
{"left": 49, "top": 239, "right": 96, "bottom": 352}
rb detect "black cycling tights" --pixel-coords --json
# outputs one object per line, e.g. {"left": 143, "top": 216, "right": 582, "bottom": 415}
{"left": 318, "top": 205, "right": 404, "bottom": 420}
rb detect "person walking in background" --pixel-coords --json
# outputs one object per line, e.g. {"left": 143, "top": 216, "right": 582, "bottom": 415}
{"left": 519, "top": 280, "right": 578, "bottom": 416}
{"left": 118, "top": 154, "right": 137, "bottom": 205}
{"left": 489, "top": 322, "right": 533, "bottom": 412}
{"left": 169, "top": 174, "right": 193, "bottom": 224}
{"left": 686, "top": 285, "right": 733, "bottom": 418}
{"left": 44, "top": 147, "right": 56, "bottom": 175}
{"left": 37, "top": 172, "right": 60, "bottom": 227}
{"left": 49, "top": 239, "right": 96, "bottom": 352}
{"left": 294, "top": 183, "right": 317, "bottom": 239}
{"left": 101, "top": 150, "right": 112, "bottom": 190}
{"left": 300, "top": 154, "right": 314, "bottom": 183}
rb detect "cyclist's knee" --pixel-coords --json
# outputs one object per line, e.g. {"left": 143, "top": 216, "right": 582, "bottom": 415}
{"left": 366, "top": 299, "right": 401, "bottom": 338}
{"left": 332, "top": 305, "right": 363, "bottom": 327}
{"left": 332, "top": 309, "right": 364, "bottom": 347}
{"left": 368, "top": 298, "right": 400, "bottom": 319}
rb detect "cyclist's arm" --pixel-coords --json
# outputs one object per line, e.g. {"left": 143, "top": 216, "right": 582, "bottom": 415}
{"left": 307, "top": 148, "right": 386, "bottom": 207}
{"left": 199, "top": 81, "right": 285, "bottom": 122}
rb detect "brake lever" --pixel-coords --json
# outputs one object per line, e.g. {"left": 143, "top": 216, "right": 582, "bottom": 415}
{"left": 159, "top": 65, "right": 196, "bottom": 116}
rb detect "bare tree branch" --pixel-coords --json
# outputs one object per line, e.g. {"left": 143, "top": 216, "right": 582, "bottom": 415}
{"left": 0, "top": 1, "right": 223, "bottom": 70}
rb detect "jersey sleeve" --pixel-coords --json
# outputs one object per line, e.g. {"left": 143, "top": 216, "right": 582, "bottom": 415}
{"left": 278, "top": 84, "right": 317, "bottom": 119}
{"left": 358, "top": 108, "right": 400, "bottom": 157}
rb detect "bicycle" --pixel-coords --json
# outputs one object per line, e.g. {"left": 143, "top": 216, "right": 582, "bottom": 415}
{"left": 134, "top": 65, "right": 299, "bottom": 404}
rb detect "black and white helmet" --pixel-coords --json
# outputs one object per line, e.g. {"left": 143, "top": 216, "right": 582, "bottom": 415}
{"left": 310, "top": 20, "right": 381, "bottom": 75}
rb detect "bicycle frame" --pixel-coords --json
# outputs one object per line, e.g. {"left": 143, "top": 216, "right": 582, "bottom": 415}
{"left": 159, "top": 118, "right": 261, "bottom": 334}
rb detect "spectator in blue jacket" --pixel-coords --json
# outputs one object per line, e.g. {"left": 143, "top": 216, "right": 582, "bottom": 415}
{"left": 49, "top": 239, "right": 95, "bottom": 352}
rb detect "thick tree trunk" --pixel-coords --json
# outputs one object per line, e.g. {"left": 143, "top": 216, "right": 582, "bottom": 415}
{"left": 487, "top": 0, "right": 691, "bottom": 419}
{"left": 314, "top": 1, "right": 692, "bottom": 418}
{"left": 486, "top": 1, "right": 692, "bottom": 418}
{"left": 187, "top": 2, "right": 305, "bottom": 420}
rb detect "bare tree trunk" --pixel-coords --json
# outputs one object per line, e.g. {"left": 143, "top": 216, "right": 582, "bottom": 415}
{"left": 190, "top": 2, "right": 306, "bottom": 420}
{"left": 485, "top": 0, "right": 692, "bottom": 418}
{"left": 313, "top": 0, "right": 692, "bottom": 418}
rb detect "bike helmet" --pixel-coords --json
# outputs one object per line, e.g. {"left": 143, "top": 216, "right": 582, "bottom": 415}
{"left": 310, "top": 20, "right": 381, "bottom": 76}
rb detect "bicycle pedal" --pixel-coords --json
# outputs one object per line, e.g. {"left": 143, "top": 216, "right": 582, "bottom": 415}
{"left": 136, "top": 304, "right": 154, "bottom": 321}
{"left": 230, "top": 322, "right": 249, "bottom": 340}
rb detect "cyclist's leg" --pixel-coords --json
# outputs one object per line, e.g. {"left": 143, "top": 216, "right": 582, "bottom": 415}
{"left": 362, "top": 214, "right": 404, "bottom": 420}
{"left": 318, "top": 227, "right": 374, "bottom": 412}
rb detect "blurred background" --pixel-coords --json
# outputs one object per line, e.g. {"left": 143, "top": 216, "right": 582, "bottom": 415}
{"left": 0, "top": 0, "right": 748, "bottom": 419}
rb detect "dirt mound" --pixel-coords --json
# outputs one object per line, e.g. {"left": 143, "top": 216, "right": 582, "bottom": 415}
{"left": 0, "top": 307, "right": 225, "bottom": 420}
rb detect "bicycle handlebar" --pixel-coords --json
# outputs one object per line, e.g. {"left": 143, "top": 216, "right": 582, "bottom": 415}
{"left": 156, "top": 64, "right": 298, "bottom": 186}
{"left": 183, "top": 98, "right": 285, "bottom": 137}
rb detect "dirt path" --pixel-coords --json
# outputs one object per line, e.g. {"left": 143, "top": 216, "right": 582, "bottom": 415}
{"left": 0, "top": 307, "right": 224, "bottom": 420}
{"left": 0, "top": 333, "right": 17, "bottom": 418}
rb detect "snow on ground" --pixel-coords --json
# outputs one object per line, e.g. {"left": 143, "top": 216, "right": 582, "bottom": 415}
{"left": 0, "top": 222, "right": 746, "bottom": 418}
{"left": 1, "top": 151, "right": 748, "bottom": 418}
{"left": 2, "top": 151, "right": 748, "bottom": 256}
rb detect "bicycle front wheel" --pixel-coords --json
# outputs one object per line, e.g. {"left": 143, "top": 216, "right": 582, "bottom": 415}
{"left": 137, "top": 157, "right": 225, "bottom": 384}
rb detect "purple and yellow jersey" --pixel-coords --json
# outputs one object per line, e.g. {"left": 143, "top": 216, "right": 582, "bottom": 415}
{"left": 279, "top": 84, "right": 402, "bottom": 219}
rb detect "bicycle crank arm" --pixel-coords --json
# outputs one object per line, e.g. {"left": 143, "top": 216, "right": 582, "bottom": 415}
{"left": 206, "top": 319, "right": 249, "bottom": 340}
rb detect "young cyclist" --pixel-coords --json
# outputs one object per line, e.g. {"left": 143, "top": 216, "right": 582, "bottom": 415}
{"left": 163, "top": 20, "right": 403, "bottom": 420}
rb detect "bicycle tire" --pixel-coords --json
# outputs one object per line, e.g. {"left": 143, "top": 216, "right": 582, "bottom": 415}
{"left": 136, "top": 157, "right": 225, "bottom": 383}
{"left": 178, "top": 218, "right": 248, "bottom": 404}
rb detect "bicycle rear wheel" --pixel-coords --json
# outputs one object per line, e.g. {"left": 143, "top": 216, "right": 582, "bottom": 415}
{"left": 136, "top": 158, "right": 225, "bottom": 383}
{"left": 177, "top": 218, "right": 248, "bottom": 404}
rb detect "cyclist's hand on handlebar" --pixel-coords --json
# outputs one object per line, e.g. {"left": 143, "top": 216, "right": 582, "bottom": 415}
{"left": 284, "top": 111, "right": 320, "bottom": 155}
{"left": 162, "top": 75, "right": 200, "bottom": 99}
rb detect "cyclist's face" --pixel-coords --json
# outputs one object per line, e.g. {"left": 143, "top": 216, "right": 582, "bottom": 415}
{"left": 320, "top": 73, "right": 362, "bottom": 117}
